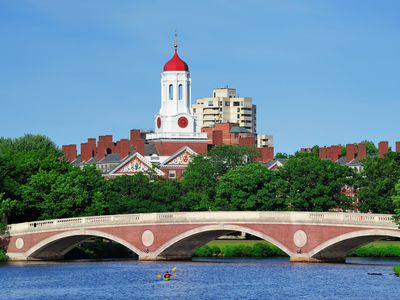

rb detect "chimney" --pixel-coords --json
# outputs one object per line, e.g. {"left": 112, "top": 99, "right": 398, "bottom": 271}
{"left": 119, "top": 139, "right": 130, "bottom": 160}
{"left": 329, "top": 146, "right": 341, "bottom": 162}
{"left": 346, "top": 144, "right": 357, "bottom": 162}
{"left": 378, "top": 141, "right": 389, "bottom": 158}
{"left": 358, "top": 143, "right": 367, "bottom": 160}
{"left": 396, "top": 141, "right": 400, "bottom": 154}
{"left": 62, "top": 144, "right": 77, "bottom": 162}
{"left": 81, "top": 142, "right": 96, "bottom": 162}
{"left": 130, "top": 129, "right": 141, "bottom": 141}
{"left": 256, "top": 147, "right": 274, "bottom": 163}
{"left": 319, "top": 147, "right": 327, "bottom": 159}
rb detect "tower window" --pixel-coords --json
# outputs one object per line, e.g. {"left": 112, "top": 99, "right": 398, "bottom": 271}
{"left": 179, "top": 84, "right": 183, "bottom": 100}
{"left": 169, "top": 84, "right": 173, "bottom": 100}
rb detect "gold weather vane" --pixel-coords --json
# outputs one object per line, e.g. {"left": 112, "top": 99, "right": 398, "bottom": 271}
{"left": 174, "top": 31, "right": 178, "bottom": 50}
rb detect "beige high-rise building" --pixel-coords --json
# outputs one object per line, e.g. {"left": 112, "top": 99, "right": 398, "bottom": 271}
{"left": 193, "top": 87, "right": 256, "bottom": 133}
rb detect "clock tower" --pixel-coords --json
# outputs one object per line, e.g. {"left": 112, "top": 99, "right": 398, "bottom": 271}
{"left": 146, "top": 35, "right": 207, "bottom": 145}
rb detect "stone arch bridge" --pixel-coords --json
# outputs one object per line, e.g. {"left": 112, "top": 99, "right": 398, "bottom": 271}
{"left": 2, "top": 211, "right": 399, "bottom": 263}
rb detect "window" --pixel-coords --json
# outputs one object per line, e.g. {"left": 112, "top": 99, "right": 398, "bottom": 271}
{"left": 237, "top": 108, "right": 240, "bottom": 112}
{"left": 178, "top": 84, "right": 183, "bottom": 100}
{"left": 208, "top": 101, "right": 214, "bottom": 106}
{"left": 193, "top": 108, "right": 196, "bottom": 113}
{"left": 225, "top": 101, "right": 230, "bottom": 106}
{"left": 233, "top": 101, "right": 240, "bottom": 106}
{"left": 168, "top": 170, "right": 176, "bottom": 179}
{"left": 237, "top": 114, "right": 240, "bottom": 119}
{"left": 169, "top": 84, "right": 173, "bottom": 100}
{"left": 213, "top": 92, "right": 216, "bottom": 97}
{"left": 219, "top": 101, "right": 222, "bottom": 106}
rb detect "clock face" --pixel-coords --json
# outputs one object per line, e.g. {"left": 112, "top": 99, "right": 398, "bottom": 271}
{"left": 178, "top": 116, "right": 188, "bottom": 128}
{"left": 156, "top": 117, "right": 161, "bottom": 129}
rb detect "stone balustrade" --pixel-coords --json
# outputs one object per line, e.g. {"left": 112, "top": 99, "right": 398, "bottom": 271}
{"left": 6, "top": 211, "right": 397, "bottom": 235}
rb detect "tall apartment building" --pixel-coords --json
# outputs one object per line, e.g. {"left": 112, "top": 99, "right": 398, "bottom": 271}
{"left": 193, "top": 87, "right": 257, "bottom": 133}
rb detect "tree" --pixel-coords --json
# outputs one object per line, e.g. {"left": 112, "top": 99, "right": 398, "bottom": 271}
{"left": 17, "top": 164, "right": 108, "bottom": 221}
{"left": 392, "top": 180, "right": 400, "bottom": 225}
{"left": 279, "top": 153, "right": 354, "bottom": 211}
{"left": 358, "top": 152, "right": 400, "bottom": 213}
{"left": 207, "top": 144, "right": 259, "bottom": 177}
{"left": 275, "top": 153, "right": 289, "bottom": 159}
{"left": 181, "top": 155, "right": 218, "bottom": 210}
{"left": 215, "top": 163, "right": 287, "bottom": 211}
{"left": 359, "top": 140, "right": 378, "bottom": 157}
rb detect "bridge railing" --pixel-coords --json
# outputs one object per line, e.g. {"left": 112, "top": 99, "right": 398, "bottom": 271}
{"left": 6, "top": 211, "right": 397, "bottom": 235}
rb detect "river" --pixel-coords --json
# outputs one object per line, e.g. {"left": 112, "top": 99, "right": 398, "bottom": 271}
{"left": 0, "top": 258, "right": 399, "bottom": 300}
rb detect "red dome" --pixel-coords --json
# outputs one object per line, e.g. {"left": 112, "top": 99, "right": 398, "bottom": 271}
{"left": 163, "top": 50, "right": 189, "bottom": 72}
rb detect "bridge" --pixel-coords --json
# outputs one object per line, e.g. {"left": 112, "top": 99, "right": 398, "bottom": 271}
{"left": 2, "top": 211, "right": 399, "bottom": 263}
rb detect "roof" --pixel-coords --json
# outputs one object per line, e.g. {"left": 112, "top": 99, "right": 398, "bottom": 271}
{"left": 230, "top": 126, "right": 251, "bottom": 133}
{"left": 263, "top": 159, "right": 287, "bottom": 170}
{"left": 163, "top": 49, "right": 189, "bottom": 71}
{"left": 144, "top": 143, "right": 158, "bottom": 156}
{"left": 99, "top": 153, "right": 121, "bottom": 163}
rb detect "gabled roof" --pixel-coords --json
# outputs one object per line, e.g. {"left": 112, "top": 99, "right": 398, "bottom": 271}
{"left": 264, "top": 159, "right": 287, "bottom": 170}
{"left": 160, "top": 146, "right": 197, "bottom": 168}
{"left": 108, "top": 152, "right": 164, "bottom": 176}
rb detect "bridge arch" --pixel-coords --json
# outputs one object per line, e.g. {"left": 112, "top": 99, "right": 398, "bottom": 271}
{"left": 26, "top": 229, "right": 142, "bottom": 259}
{"left": 155, "top": 224, "right": 293, "bottom": 259}
{"left": 309, "top": 229, "right": 400, "bottom": 262}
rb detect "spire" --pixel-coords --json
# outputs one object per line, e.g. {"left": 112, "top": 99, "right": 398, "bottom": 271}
{"left": 173, "top": 31, "right": 178, "bottom": 51}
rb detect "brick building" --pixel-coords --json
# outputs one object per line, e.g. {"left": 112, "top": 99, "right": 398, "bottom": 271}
{"left": 62, "top": 39, "right": 274, "bottom": 179}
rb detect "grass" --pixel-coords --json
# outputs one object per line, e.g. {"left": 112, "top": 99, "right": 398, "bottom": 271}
{"left": 193, "top": 240, "right": 288, "bottom": 258}
{"left": 193, "top": 240, "right": 400, "bottom": 258}
{"left": 349, "top": 241, "right": 400, "bottom": 257}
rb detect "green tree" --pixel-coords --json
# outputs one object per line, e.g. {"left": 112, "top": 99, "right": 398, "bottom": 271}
{"left": 358, "top": 152, "right": 400, "bottom": 213}
{"left": 280, "top": 153, "right": 354, "bottom": 211}
{"left": 215, "top": 163, "right": 287, "bottom": 211}
{"left": 393, "top": 180, "right": 400, "bottom": 225}
{"left": 207, "top": 144, "right": 258, "bottom": 177}
{"left": 18, "top": 164, "right": 107, "bottom": 221}
{"left": 181, "top": 155, "right": 218, "bottom": 210}
{"left": 275, "top": 153, "right": 289, "bottom": 159}
{"left": 359, "top": 140, "right": 378, "bottom": 157}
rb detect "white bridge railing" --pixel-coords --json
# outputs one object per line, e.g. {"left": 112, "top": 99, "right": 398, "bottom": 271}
{"left": 6, "top": 211, "right": 397, "bottom": 235}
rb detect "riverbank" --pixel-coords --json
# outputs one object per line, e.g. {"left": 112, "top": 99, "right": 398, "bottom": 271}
{"left": 193, "top": 240, "right": 400, "bottom": 258}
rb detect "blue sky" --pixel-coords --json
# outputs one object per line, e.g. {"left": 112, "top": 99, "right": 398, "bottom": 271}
{"left": 0, "top": 0, "right": 399, "bottom": 154}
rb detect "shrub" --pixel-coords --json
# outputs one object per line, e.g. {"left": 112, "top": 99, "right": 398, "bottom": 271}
{"left": 394, "top": 264, "right": 400, "bottom": 277}
{"left": 0, "top": 249, "right": 8, "bottom": 262}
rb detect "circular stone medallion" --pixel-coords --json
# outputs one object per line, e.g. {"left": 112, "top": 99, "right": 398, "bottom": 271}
{"left": 293, "top": 230, "right": 307, "bottom": 248}
{"left": 141, "top": 230, "right": 154, "bottom": 247}
{"left": 15, "top": 238, "right": 24, "bottom": 250}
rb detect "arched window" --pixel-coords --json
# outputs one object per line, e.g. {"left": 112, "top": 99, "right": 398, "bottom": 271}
{"left": 178, "top": 84, "right": 183, "bottom": 100}
{"left": 169, "top": 84, "right": 173, "bottom": 100}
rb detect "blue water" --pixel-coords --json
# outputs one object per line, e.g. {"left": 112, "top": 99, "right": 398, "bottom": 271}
{"left": 0, "top": 258, "right": 399, "bottom": 300}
